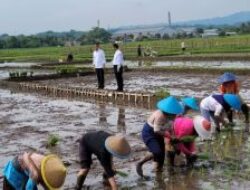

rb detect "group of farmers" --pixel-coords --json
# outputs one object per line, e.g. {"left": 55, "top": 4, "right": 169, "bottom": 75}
{"left": 2, "top": 69, "right": 249, "bottom": 189}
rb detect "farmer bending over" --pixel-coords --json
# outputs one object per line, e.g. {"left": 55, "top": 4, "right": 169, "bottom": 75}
{"left": 3, "top": 152, "right": 67, "bottom": 190}
{"left": 165, "top": 115, "right": 212, "bottom": 166}
{"left": 75, "top": 131, "right": 131, "bottom": 190}
{"left": 180, "top": 97, "right": 200, "bottom": 115}
{"left": 136, "top": 96, "right": 183, "bottom": 177}
{"left": 218, "top": 72, "right": 249, "bottom": 124}
{"left": 200, "top": 93, "right": 242, "bottom": 132}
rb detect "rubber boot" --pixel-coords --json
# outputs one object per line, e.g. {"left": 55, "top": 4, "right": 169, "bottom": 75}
{"left": 75, "top": 174, "right": 87, "bottom": 190}
{"left": 136, "top": 153, "right": 153, "bottom": 177}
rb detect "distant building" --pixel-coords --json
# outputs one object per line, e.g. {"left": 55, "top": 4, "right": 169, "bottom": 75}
{"left": 202, "top": 29, "right": 219, "bottom": 38}
{"left": 112, "top": 26, "right": 196, "bottom": 41}
{"left": 64, "top": 41, "right": 80, "bottom": 47}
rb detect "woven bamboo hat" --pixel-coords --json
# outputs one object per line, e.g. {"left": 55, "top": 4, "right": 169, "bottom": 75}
{"left": 41, "top": 154, "right": 67, "bottom": 190}
{"left": 193, "top": 115, "right": 212, "bottom": 140}
{"left": 105, "top": 134, "right": 131, "bottom": 159}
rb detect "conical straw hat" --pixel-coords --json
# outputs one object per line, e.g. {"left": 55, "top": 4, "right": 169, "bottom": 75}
{"left": 193, "top": 115, "right": 212, "bottom": 140}
{"left": 105, "top": 134, "right": 131, "bottom": 159}
{"left": 157, "top": 96, "right": 184, "bottom": 115}
{"left": 41, "top": 155, "right": 67, "bottom": 190}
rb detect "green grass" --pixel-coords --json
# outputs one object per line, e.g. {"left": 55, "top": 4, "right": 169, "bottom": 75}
{"left": 1, "top": 34, "right": 250, "bottom": 63}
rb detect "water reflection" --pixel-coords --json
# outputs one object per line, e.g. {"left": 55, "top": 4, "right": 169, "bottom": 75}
{"left": 117, "top": 108, "right": 126, "bottom": 133}
{"left": 98, "top": 104, "right": 108, "bottom": 127}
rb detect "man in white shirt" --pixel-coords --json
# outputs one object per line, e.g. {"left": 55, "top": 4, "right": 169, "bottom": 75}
{"left": 93, "top": 42, "right": 106, "bottom": 89}
{"left": 112, "top": 43, "right": 124, "bottom": 91}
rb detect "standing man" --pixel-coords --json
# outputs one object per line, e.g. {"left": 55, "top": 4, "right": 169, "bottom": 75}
{"left": 112, "top": 43, "right": 124, "bottom": 92}
{"left": 93, "top": 42, "right": 106, "bottom": 89}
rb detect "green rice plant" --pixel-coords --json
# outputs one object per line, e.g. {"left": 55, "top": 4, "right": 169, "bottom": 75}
{"left": 180, "top": 136, "right": 196, "bottom": 143}
{"left": 47, "top": 134, "right": 60, "bottom": 147}
{"left": 20, "top": 71, "right": 28, "bottom": 77}
{"left": 155, "top": 88, "right": 170, "bottom": 100}
{"left": 116, "top": 170, "right": 128, "bottom": 177}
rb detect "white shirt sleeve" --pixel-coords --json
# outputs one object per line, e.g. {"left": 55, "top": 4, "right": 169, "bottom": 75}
{"left": 113, "top": 50, "right": 124, "bottom": 65}
{"left": 214, "top": 104, "right": 223, "bottom": 116}
{"left": 102, "top": 50, "right": 106, "bottom": 65}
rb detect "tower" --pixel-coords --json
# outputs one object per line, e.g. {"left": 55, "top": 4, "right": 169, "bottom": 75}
{"left": 97, "top": 19, "right": 100, "bottom": 28}
{"left": 168, "top": 12, "right": 171, "bottom": 26}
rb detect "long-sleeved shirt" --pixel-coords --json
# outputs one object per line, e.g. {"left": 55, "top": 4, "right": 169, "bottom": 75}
{"left": 112, "top": 49, "right": 124, "bottom": 66}
{"left": 200, "top": 95, "right": 224, "bottom": 116}
{"left": 93, "top": 49, "right": 106, "bottom": 68}
{"left": 166, "top": 116, "right": 196, "bottom": 156}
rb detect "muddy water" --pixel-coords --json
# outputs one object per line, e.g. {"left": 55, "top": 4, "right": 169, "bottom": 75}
{"left": 1, "top": 89, "right": 250, "bottom": 189}
{"left": 124, "top": 60, "right": 250, "bottom": 69}
{"left": 0, "top": 62, "right": 39, "bottom": 68}
{"left": 32, "top": 72, "right": 250, "bottom": 103}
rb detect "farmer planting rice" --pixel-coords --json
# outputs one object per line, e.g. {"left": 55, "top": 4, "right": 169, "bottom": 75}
{"left": 165, "top": 115, "right": 212, "bottom": 166}
{"left": 218, "top": 72, "right": 249, "bottom": 124}
{"left": 75, "top": 131, "right": 131, "bottom": 190}
{"left": 3, "top": 152, "right": 67, "bottom": 190}
{"left": 200, "top": 93, "right": 242, "bottom": 132}
{"left": 136, "top": 96, "right": 183, "bottom": 177}
{"left": 180, "top": 97, "right": 200, "bottom": 115}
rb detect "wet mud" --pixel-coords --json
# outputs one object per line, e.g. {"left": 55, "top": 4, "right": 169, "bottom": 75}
{"left": 1, "top": 61, "right": 250, "bottom": 189}
{"left": 0, "top": 89, "right": 250, "bottom": 189}
{"left": 28, "top": 72, "right": 250, "bottom": 103}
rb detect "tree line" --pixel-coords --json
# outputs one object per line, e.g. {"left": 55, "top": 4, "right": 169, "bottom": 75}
{"left": 0, "top": 28, "right": 111, "bottom": 49}
{"left": 1, "top": 22, "right": 250, "bottom": 49}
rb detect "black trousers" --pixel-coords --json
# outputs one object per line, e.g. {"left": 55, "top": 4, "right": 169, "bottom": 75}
{"left": 95, "top": 68, "right": 104, "bottom": 89}
{"left": 113, "top": 65, "right": 123, "bottom": 91}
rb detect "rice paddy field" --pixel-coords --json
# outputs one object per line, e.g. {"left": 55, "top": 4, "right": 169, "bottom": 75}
{"left": 1, "top": 34, "right": 250, "bottom": 63}
{"left": 1, "top": 39, "right": 250, "bottom": 189}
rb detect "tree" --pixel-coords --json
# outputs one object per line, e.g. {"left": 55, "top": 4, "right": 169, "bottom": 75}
{"left": 219, "top": 30, "right": 226, "bottom": 37}
{"left": 81, "top": 27, "right": 112, "bottom": 44}
{"left": 162, "top": 33, "right": 170, "bottom": 40}
{"left": 154, "top": 33, "right": 161, "bottom": 39}
{"left": 196, "top": 28, "right": 204, "bottom": 34}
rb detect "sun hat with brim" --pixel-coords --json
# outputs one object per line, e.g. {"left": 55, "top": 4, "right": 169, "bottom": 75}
{"left": 157, "top": 96, "right": 184, "bottom": 115}
{"left": 223, "top": 94, "right": 241, "bottom": 111}
{"left": 181, "top": 97, "right": 199, "bottom": 111}
{"left": 41, "top": 155, "right": 67, "bottom": 190}
{"left": 193, "top": 115, "right": 212, "bottom": 140}
{"left": 218, "top": 72, "right": 237, "bottom": 84}
{"left": 105, "top": 134, "right": 131, "bottom": 159}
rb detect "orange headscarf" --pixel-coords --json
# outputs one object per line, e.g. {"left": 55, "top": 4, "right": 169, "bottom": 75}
{"left": 219, "top": 81, "right": 240, "bottom": 94}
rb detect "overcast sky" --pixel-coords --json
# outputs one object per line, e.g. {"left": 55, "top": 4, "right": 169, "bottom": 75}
{"left": 1, "top": 0, "right": 249, "bottom": 35}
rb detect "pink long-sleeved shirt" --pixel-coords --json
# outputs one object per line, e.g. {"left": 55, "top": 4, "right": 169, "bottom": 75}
{"left": 166, "top": 116, "right": 196, "bottom": 155}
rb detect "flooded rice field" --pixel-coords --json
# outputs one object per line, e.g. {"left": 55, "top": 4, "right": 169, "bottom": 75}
{"left": 31, "top": 72, "right": 250, "bottom": 103}
{"left": 0, "top": 89, "right": 250, "bottom": 189}
{"left": 1, "top": 61, "right": 250, "bottom": 189}
{"left": 124, "top": 60, "right": 250, "bottom": 69}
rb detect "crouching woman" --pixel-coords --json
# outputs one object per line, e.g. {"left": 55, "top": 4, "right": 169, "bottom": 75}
{"left": 3, "top": 152, "right": 67, "bottom": 190}
{"left": 165, "top": 115, "right": 212, "bottom": 166}
{"left": 136, "top": 96, "right": 183, "bottom": 177}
